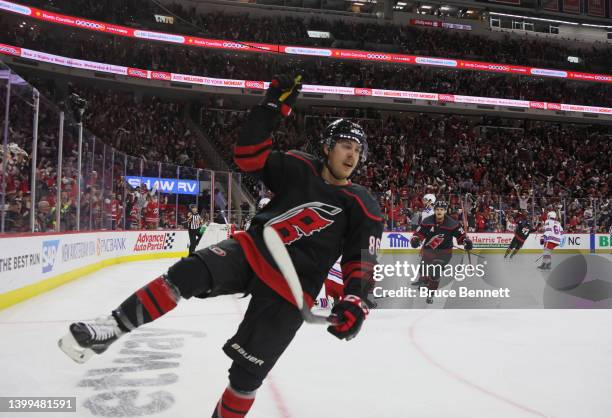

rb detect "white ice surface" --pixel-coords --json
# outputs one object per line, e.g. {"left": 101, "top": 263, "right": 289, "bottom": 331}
{"left": 1, "top": 258, "right": 611, "bottom": 418}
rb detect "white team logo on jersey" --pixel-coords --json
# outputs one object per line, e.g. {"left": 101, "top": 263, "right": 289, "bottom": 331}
{"left": 265, "top": 202, "right": 342, "bottom": 245}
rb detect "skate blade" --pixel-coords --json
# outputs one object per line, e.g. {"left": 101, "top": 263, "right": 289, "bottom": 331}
{"left": 58, "top": 331, "right": 94, "bottom": 364}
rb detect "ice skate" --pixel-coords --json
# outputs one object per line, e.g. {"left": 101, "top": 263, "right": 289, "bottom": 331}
{"left": 537, "top": 263, "right": 551, "bottom": 270}
{"left": 58, "top": 315, "right": 125, "bottom": 364}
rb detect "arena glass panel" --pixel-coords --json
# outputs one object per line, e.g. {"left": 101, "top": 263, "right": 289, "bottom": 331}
{"left": 213, "top": 171, "right": 230, "bottom": 225}
{"left": 33, "top": 95, "right": 61, "bottom": 233}
{"left": 160, "top": 162, "right": 179, "bottom": 230}
{"left": 177, "top": 165, "right": 199, "bottom": 229}
{"left": 2, "top": 75, "right": 35, "bottom": 233}
{"left": 140, "top": 159, "right": 161, "bottom": 230}
{"left": 124, "top": 154, "right": 144, "bottom": 230}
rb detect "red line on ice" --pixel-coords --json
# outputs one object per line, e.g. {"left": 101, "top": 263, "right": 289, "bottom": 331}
{"left": 409, "top": 313, "right": 551, "bottom": 418}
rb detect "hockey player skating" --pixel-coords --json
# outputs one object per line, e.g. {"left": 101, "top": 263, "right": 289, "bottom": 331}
{"left": 58, "top": 74, "right": 383, "bottom": 417}
{"left": 504, "top": 211, "right": 538, "bottom": 261}
{"left": 410, "top": 201, "right": 473, "bottom": 304}
{"left": 538, "top": 211, "right": 563, "bottom": 270}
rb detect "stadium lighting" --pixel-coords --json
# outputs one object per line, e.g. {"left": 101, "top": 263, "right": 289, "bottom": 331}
{"left": 489, "top": 12, "right": 579, "bottom": 25}
{"left": 582, "top": 23, "right": 612, "bottom": 28}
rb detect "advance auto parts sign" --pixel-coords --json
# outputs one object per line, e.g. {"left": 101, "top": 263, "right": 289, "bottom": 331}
{"left": 133, "top": 232, "right": 177, "bottom": 252}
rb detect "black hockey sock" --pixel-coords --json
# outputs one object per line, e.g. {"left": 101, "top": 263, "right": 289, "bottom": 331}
{"left": 212, "top": 385, "right": 256, "bottom": 418}
{"left": 112, "top": 275, "right": 180, "bottom": 332}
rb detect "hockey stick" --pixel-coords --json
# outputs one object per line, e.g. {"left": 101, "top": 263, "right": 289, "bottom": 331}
{"left": 453, "top": 245, "right": 486, "bottom": 260}
{"left": 263, "top": 226, "right": 342, "bottom": 325}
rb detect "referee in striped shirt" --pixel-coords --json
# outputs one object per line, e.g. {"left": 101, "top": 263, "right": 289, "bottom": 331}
{"left": 186, "top": 204, "right": 204, "bottom": 254}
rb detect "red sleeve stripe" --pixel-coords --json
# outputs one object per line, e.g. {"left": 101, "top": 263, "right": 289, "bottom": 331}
{"left": 340, "top": 189, "right": 383, "bottom": 222}
{"left": 286, "top": 151, "right": 318, "bottom": 176}
{"left": 343, "top": 264, "right": 374, "bottom": 279}
{"left": 414, "top": 231, "right": 426, "bottom": 240}
{"left": 136, "top": 289, "right": 161, "bottom": 320}
{"left": 345, "top": 270, "right": 371, "bottom": 281}
{"left": 147, "top": 277, "right": 178, "bottom": 313}
{"left": 234, "top": 138, "right": 273, "bottom": 156}
{"left": 234, "top": 149, "right": 271, "bottom": 172}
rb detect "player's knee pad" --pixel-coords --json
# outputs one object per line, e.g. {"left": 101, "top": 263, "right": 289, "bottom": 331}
{"left": 166, "top": 255, "right": 213, "bottom": 299}
{"left": 228, "top": 362, "right": 264, "bottom": 393}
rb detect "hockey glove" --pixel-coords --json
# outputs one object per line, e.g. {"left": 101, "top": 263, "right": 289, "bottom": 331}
{"left": 261, "top": 74, "right": 302, "bottom": 117}
{"left": 327, "top": 295, "right": 369, "bottom": 341}
{"left": 540, "top": 238, "right": 545, "bottom": 245}
{"left": 410, "top": 236, "right": 421, "bottom": 248}
{"left": 464, "top": 238, "right": 473, "bottom": 251}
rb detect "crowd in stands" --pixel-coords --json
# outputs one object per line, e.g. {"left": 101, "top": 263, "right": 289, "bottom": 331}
{"left": 2, "top": 77, "right": 611, "bottom": 234}
{"left": 16, "top": 0, "right": 612, "bottom": 72}
{"left": 3, "top": 14, "right": 612, "bottom": 108}
{"left": 2, "top": 8, "right": 611, "bottom": 234}
{"left": 199, "top": 105, "right": 612, "bottom": 233}
{"left": 0, "top": 77, "right": 225, "bottom": 233}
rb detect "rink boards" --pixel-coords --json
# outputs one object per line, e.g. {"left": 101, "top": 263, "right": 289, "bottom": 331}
{"left": 382, "top": 232, "right": 612, "bottom": 254}
{"left": 0, "top": 230, "right": 610, "bottom": 309}
{"left": 0, "top": 230, "right": 190, "bottom": 310}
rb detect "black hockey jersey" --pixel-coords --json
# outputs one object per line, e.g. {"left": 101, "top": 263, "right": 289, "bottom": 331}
{"left": 233, "top": 105, "right": 383, "bottom": 307}
{"left": 413, "top": 214, "right": 467, "bottom": 250}
{"left": 514, "top": 219, "right": 536, "bottom": 242}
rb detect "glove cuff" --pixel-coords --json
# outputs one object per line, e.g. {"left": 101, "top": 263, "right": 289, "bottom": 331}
{"left": 342, "top": 295, "right": 369, "bottom": 317}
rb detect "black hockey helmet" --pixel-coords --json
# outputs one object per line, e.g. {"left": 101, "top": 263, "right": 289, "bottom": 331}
{"left": 434, "top": 200, "right": 448, "bottom": 211}
{"left": 321, "top": 119, "right": 368, "bottom": 163}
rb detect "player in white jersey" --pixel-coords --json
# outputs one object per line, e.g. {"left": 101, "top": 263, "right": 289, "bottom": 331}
{"left": 315, "top": 258, "right": 342, "bottom": 309}
{"left": 538, "top": 211, "right": 563, "bottom": 270}
{"left": 420, "top": 194, "right": 436, "bottom": 223}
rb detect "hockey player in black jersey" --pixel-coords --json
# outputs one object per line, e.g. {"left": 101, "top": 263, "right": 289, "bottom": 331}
{"left": 410, "top": 201, "right": 473, "bottom": 304}
{"left": 58, "top": 74, "right": 383, "bottom": 417}
{"left": 504, "top": 212, "right": 538, "bottom": 260}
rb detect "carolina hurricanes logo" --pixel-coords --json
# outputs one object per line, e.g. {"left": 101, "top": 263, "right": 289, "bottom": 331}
{"left": 265, "top": 202, "right": 342, "bottom": 245}
{"left": 425, "top": 234, "right": 445, "bottom": 249}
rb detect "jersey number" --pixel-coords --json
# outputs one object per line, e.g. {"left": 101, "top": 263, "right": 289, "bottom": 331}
{"left": 369, "top": 236, "right": 381, "bottom": 255}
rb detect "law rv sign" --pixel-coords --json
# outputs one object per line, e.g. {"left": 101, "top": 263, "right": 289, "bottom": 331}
{"left": 125, "top": 176, "right": 200, "bottom": 195}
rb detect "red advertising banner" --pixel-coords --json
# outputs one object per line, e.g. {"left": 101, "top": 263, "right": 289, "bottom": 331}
{"left": 542, "top": 0, "right": 560, "bottom": 11}
{"left": 587, "top": 0, "right": 605, "bottom": 16}
{"left": 1, "top": 0, "right": 612, "bottom": 85}
{"left": 2, "top": 42, "right": 612, "bottom": 115}
{"left": 563, "top": 0, "right": 580, "bottom": 13}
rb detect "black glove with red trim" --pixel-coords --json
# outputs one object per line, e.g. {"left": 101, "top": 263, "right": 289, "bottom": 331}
{"left": 327, "top": 295, "right": 369, "bottom": 341}
{"left": 410, "top": 236, "right": 421, "bottom": 248}
{"left": 261, "top": 74, "right": 302, "bottom": 117}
